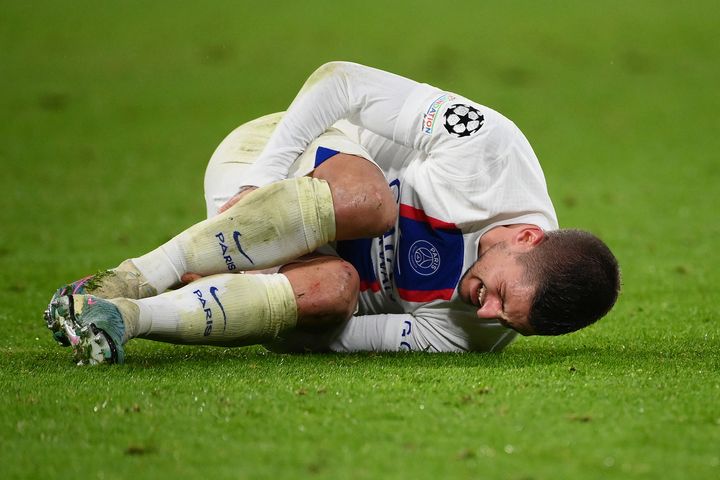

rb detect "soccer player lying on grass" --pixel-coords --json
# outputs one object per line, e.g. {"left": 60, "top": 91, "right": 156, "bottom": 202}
{"left": 44, "top": 62, "right": 620, "bottom": 365}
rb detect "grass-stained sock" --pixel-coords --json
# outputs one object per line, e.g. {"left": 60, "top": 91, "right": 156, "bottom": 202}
{"left": 132, "top": 273, "right": 297, "bottom": 346}
{"left": 132, "top": 177, "right": 335, "bottom": 292}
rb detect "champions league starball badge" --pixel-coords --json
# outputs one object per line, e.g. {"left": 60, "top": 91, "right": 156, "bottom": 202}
{"left": 443, "top": 104, "right": 484, "bottom": 137}
{"left": 408, "top": 240, "right": 441, "bottom": 276}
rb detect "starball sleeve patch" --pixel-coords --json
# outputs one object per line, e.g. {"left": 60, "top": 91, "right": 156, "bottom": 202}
{"left": 443, "top": 104, "right": 484, "bottom": 137}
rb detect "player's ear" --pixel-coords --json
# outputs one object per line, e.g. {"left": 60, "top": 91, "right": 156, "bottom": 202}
{"left": 512, "top": 226, "right": 544, "bottom": 250}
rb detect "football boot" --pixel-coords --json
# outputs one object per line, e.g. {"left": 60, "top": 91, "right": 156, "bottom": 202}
{"left": 46, "top": 295, "right": 126, "bottom": 365}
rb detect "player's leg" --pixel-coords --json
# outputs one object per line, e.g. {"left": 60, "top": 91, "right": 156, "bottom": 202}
{"left": 44, "top": 117, "right": 394, "bottom": 348}
{"left": 43, "top": 175, "right": 337, "bottom": 338}
{"left": 311, "top": 152, "right": 397, "bottom": 239}
{"left": 43, "top": 112, "right": 297, "bottom": 331}
{"left": 278, "top": 254, "right": 359, "bottom": 328}
{"left": 85, "top": 135, "right": 394, "bottom": 295}
{"left": 48, "top": 255, "right": 359, "bottom": 364}
{"left": 133, "top": 174, "right": 337, "bottom": 288}
{"left": 46, "top": 113, "right": 283, "bottom": 305}
{"left": 49, "top": 119, "right": 391, "bottom": 298}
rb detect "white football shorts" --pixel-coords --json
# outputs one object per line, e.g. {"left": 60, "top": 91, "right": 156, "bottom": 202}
{"left": 203, "top": 112, "right": 378, "bottom": 218}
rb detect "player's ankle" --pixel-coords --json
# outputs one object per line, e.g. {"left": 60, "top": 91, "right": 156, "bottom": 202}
{"left": 108, "top": 298, "right": 141, "bottom": 343}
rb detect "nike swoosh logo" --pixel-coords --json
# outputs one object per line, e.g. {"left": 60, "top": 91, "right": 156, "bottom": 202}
{"left": 232, "top": 231, "right": 254, "bottom": 265}
{"left": 209, "top": 286, "right": 227, "bottom": 332}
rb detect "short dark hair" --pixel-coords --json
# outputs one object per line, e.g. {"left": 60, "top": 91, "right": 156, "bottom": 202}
{"left": 518, "top": 229, "right": 620, "bottom": 335}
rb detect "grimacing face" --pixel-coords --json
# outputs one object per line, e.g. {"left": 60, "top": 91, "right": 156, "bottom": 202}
{"left": 458, "top": 241, "right": 536, "bottom": 335}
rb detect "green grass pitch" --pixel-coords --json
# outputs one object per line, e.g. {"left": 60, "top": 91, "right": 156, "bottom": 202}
{"left": 1, "top": 1, "right": 719, "bottom": 478}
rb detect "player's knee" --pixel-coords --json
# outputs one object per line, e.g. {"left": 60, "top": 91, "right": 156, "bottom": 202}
{"left": 309, "top": 259, "right": 359, "bottom": 324}
{"left": 379, "top": 191, "right": 398, "bottom": 232}
{"left": 364, "top": 182, "right": 398, "bottom": 235}
{"left": 314, "top": 154, "right": 397, "bottom": 239}
{"left": 332, "top": 179, "right": 397, "bottom": 239}
{"left": 283, "top": 257, "right": 359, "bottom": 328}
{"left": 323, "top": 259, "right": 360, "bottom": 321}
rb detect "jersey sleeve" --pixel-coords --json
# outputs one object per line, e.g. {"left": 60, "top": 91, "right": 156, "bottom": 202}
{"left": 328, "top": 311, "right": 517, "bottom": 353}
{"left": 266, "top": 312, "right": 515, "bottom": 354}
{"left": 242, "top": 61, "right": 558, "bottom": 233}
{"left": 241, "top": 61, "right": 499, "bottom": 187}
{"left": 241, "top": 61, "right": 423, "bottom": 187}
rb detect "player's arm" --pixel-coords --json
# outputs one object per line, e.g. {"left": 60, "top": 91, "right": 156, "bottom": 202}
{"left": 326, "top": 313, "right": 474, "bottom": 353}
{"left": 324, "top": 310, "right": 517, "bottom": 353}
{"left": 267, "top": 312, "right": 439, "bottom": 353}
{"left": 240, "top": 61, "right": 424, "bottom": 188}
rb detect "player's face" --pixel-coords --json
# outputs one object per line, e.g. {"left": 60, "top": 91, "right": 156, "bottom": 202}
{"left": 458, "top": 242, "right": 536, "bottom": 335}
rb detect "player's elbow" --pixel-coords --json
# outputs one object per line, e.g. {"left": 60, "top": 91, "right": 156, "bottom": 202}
{"left": 304, "top": 62, "right": 354, "bottom": 90}
{"left": 313, "top": 61, "right": 352, "bottom": 77}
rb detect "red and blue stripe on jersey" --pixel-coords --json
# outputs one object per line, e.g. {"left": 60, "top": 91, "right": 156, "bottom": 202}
{"left": 395, "top": 204, "right": 463, "bottom": 302}
{"left": 337, "top": 204, "right": 464, "bottom": 303}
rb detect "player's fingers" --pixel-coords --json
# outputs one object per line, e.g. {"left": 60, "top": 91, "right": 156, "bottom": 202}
{"left": 181, "top": 272, "right": 203, "bottom": 284}
{"left": 219, "top": 187, "right": 258, "bottom": 213}
{"left": 218, "top": 194, "right": 242, "bottom": 213}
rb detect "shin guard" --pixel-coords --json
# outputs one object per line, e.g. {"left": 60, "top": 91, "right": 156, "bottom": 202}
{"left": 134, "top": 273, "right": 297, "bottom": 346}
{"left": 132, "top": 177, "right": 335, "bottom": 292}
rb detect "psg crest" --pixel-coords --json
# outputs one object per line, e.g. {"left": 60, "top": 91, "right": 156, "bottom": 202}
{"left": 443, "top": 104, "right": 484, "bottom": 137}
{"left": 408, "top": 240, "right": 441, "bottom": 276}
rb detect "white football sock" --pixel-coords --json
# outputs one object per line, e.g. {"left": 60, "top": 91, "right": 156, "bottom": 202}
{"left": 84, "top": 259, "right": 157, "bottom": 300}
{"left": 133, "top": 177, "right": 335, "bottom": 292}
{"left": 126, "top": 273, "right": 297, "bottom": 346}
{"left": 131, "top": 177, "right": 335, "bottom": 293}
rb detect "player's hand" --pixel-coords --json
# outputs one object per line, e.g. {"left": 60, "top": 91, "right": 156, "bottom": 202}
{"left": 218, "top": 186, "right": 258, "bottom": 213}
{"left": 181, "top": 273, "right": 203, "bottom": 284}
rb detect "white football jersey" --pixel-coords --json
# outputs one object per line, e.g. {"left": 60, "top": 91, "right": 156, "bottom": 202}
{"left": 243, "top": 62, "right": 558, "bottom": 352}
